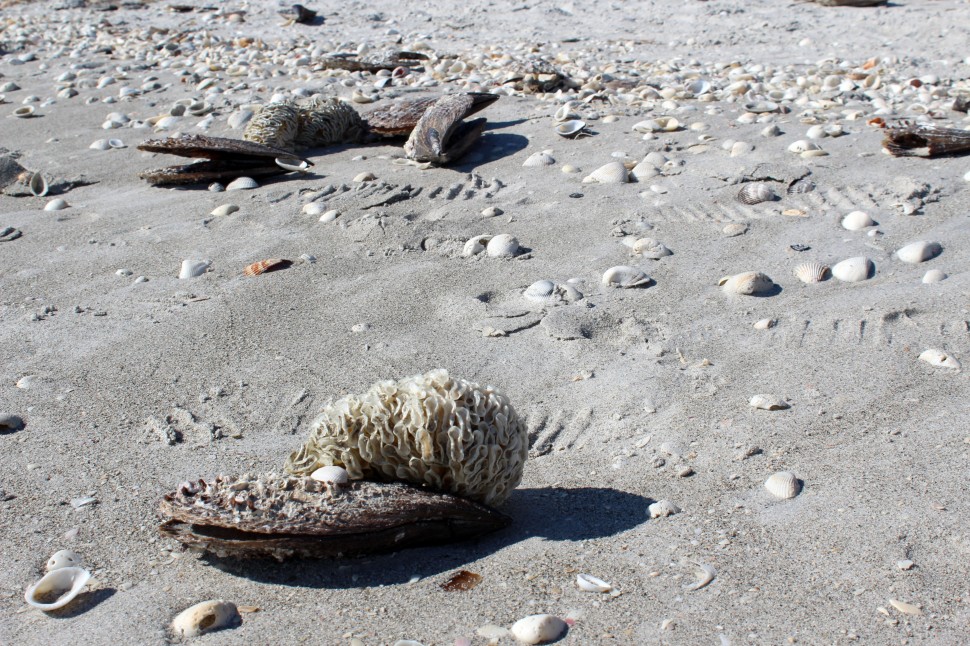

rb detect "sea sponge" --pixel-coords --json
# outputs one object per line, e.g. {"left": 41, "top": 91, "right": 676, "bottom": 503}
{"left": 284, "top": 370, "right": 527, "bottom": 506}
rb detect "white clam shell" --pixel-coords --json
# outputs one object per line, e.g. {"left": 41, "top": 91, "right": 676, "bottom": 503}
{"left": 319, "top": 209, "right": 339, "bottom": 223}
{"left": 107, "top": 138, "right": 125, "bottom": 149}
{"left": 918, "top": 349, "right": 961, "bottom": 370}
{"left": 831, "top": 256, "right": 874, "bottom": 282}
{"left": 523, "top": 280, "right": 557, "bottom": 302}
{"left": 275, "top": 157, "right": 311, "bottom": 173}
{"left": 463, "top": 235, "right": 491, "bottom": 257}
{"left": 210, "top": 204, "right": 239, "bottom": 217}
{"left": 631, "top": 238, "right": 672, "bottom": 259}
{"left": 722, "top": 223, "right": 747, "bottom": 237}
{"left": 648, "top": 500, "right": 681, "bottom": 518}
{"left": 896, "top": 241, "right": 942, "bottom": 264}
{"left": 787, "top": 139, "right": 821, "bottom": 154}
{"left": 171, "top": 600, "right": 240, "bottom": 639}
{"left": 602, "top": 265, "right": 651, "bottom": 288}
{"left": 25, "top": 566, "right": 91, "bottom": 611}
{"left": 555, "top": 119, "right": 586, "bottom": 137}
{"left": 718, "top": 272, "right": 774, "bottom": 295}
{"left": 13, "top": 105, "right": 35, "bottom": 118}
{"left": 310, "top": 465, "right": 349, "bottom": 484}
{"left": 46, "top": 550, "right": 82, "bottom": 572}
{"left": 576, "top": 573, "right": 612, "bottom": 593}
{"left": 765, "top": 471, "right": 802, "bottom": 499}
{"left": 922, "top": 269, "right": 946, "bottom": 283}
{"left": 89, "top": 139, "right": 111, "bottom": 150}
{"left": 737, "top": 183, "right": 775, "bottom": 205}
{"left": 754, "top": 318, "right": 776, "bottom": 330}
{"left": 522, "top": 151, "right": 555, "bottom": 167}
{"left": 485, "top": 234, "right": 520, "bottom": 258}
{"left": 178, "top": 259, "right": 212, "bottom": 279}
{"left": 226, "top": 176, "right": 258, "bottom": 190}
{"left": 749, "top": 394, "right": 790, "bottom": 410}
{"left": 793, "top": 262, "right": 830, "bottom": 284}
{"left": 44, "top": 198, "right": 69, "bottom": 211}
{"left": 510, "top": 614, "right": 567, "bottom": 645}
{"left": 302, "top": 203, "right": 326, "bottom": 216}
{"left": 353, "top": 171, "right": 376, "bottom": 182}
{"left": 841, "top": 210, "right": 875, "bottom": 231}
{"left": 554, "top": 102, "right": 579, "bottom": 122}
{"left": 583, "top": 161, "right": 629, "bottom": 184}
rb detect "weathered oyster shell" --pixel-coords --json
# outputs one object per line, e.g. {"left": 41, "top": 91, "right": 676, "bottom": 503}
{"left": 171, "top": 600, "right": 240, "bottom": 638}
{"left": 403, "top": 93, "right": 499, "bottom": 165}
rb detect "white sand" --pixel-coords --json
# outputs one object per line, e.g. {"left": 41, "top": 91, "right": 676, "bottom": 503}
{"left": 1, "top": 0, "right": 968, "bottom": 644}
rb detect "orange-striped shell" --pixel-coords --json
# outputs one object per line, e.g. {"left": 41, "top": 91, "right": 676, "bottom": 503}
{"left": 243, "top": 258, "right": 292, "bottom": 277}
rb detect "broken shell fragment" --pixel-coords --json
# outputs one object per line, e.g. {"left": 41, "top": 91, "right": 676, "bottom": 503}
{"left": 896, "top": 241, "right": 942, "bottom": 264}
{"left": 46, "top": 550, "right": 81, "bottom": 572}
{"left": 793, "top": 262, "right": 830, "bottom": 284}
{"left": 750, "top": 394, "right": 790, "bottom": 410}
{"left": 583, "top": 161, "right": 629, "bottom": 184}
{"left": 831, "top": 256, "right": 874, "bottom": 282}
{"left": 737, "top": 183, "right": 776, "bottom": 205}
{"left": 243, "top": 258, "right": 292, "bottom": 277}
{"left": 765, "top": 471, "right": 801, "bottom": 499}
{"left": 178, "top": 259, "right": 212, "bottom": 279}
{"left": 602, "top": 265, "right": 652, "bottom": 288}
{"left": 510, "top": 614, "right": 567, "bottom": 645}
{"left": 171, "top": 600, "right": 241, "bottom": 639}
{"left": 576, "top": 573, "right": 612, "bottom": 593}
{"left": 648, "top": 500, "right": 681, "bottom": 518}
{"left": 684, "top": 563, "right": 716, "bottom": 591}
{"left": 718, "top": 272, "right": 774, "bottom": 295}
{"left": 24, "top": 566, "right": 91, "bottom": 611}
{"left": 919, "top": 349, "right": 961, "bottom": 370}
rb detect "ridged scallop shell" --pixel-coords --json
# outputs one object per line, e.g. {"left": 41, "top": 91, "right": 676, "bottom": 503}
{"left": 764, "top": 471, "right": 801, "bottom": 499}
{"left": 630, "top": 160, "right": 660, "bottom": 181}
{"left": 831, "top": 256, "right": 874, "bottom": 282}
{"left": 648, "top": 500, "right": 681, "bottom": 518}
{"left": 24, "top": 567, "right": 91, "bottom": 611}
{"left": 243, "top": 258, "right": 292, "bottom": 276}
{"left": 576, "top": 574, "right": 612, "bottom": 593}
{"left": 226, "top": 176, "right": 259, "bottom": 190}
{"left": 583, "top": 161, "right": 629, "bottom": 184}
{"left": 485, "top": 234, "right": 520, "bottom": 258}
{"left": 718, "top": 272, "right": 774, "bottom": 295}
{"left": 749, "top": 394, "right": 790, "bottom": 410}
{"left": 522, "top": 151, "right": 555, "bottom": 167}
{"left": 523, "top": 280, "right": 556, "bottom": 302}
{"left": 918, "top": 349, "right": 961, "bottom": 370}
{"left": 896, "top": 241, "right": 942, "bottom": 264}
{"left": 602, "top": 265, "right": 651, "bottom": 288}
{"left": 737, "top": 183, "right": 776, "bottom": 205}
{"left": 555, "top": 119, "right": 586, "bottom": 138}
{"left": 793, "top": 262, "right": 830, "bottom": 284}
{"left": 841, "top": 211, "right": 875, "bottom": 231}
{"left": 171, "top": 600, "right": 241, "bottom": 639}
{"left": 631, "top": 238, "right": 672, "bottom": 259}
{"left": 510, "top": 615, "right": 567, "bottom": 645}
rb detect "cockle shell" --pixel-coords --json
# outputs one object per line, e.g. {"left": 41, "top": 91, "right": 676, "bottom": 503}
{"left": 510, "top": 614, "right": 567, "bottom": 645}
{"left": 46, "top": 550, "right": 81, "bottom": 572}
{"left": 922, "top": 269, "right": 946, "bottom": 283}
{"left": 737, "top": 183, "right": 776, "bottom": 205}
{"left": 24, "top": 567, "right": 91, "bottom": 611}
{"left": 718, "top": 272, "right": 775, "bottom": 295}
{"left": 793, "top": 262, "right": 830, "bottom": 284}
{"left": 896, "top": 241, "right": 942, "bottom": 264}
{"left": 178, "top": 259, "right": 212, "bottom": 279}
{"left": 523, "top": 280, "right": 556, "bottom": 302}
{"left": 631, "top": 238, "right": 672, "bottom": 259}
{"left": 841, "top": 210, "right": 876, "bottom": 231}
{"left": 576, "top": 574, "right": 612, "bottom": 593}
{"left": 285, "top": 370, "right": 527, "bottom": 507}
{"left": 486, "top": 234, "right": 520, "bottom": 258}
{"left": 918, "top": 349, "right": 961, "bottom": 370}
{"left": 602, "top": 265, "right": 652, "bottom": 288}
{"left": 171, "top": 601, "right": 241, "bottom": 638}
{"left": 243, "top": 258, "right": 292, "bottom": 277}
{"left": 749, "top": 394, "right": 790, "bottom": 410}
{"left": 648, "top": 500, "right": 681, "bottom": 518}
{"left": 310, "top": 465, "right": 349, "bottom": 484}
{"left": 554, "top": 119, "right": 586, "bottom": 138}
{"left": 765, "top": 471, "right": 801, "bottom": 499}
{"left": 226, "top": 176, "right": 259, "bottom": 190}
{"left": 583, "top": 161, "right": 629, "bottom": 184}
{"left": 831, "top": 256, "right": 874, "bottom": 282}
{"left": 522, "top": 151, "right": 555, "bottom": 167}
{"left": 630, "top": 160, "right": 660, "bottom": 181}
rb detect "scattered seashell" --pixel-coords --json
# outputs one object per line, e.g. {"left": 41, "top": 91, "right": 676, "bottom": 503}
{"left": 275, "top": 158, "right": 312, "bottom": 173}
{"left": 831, "top": 256, "right": 874, "bottom": 282}
{"left": 89, "top": 139, "right": 111, "bottom": 151}
{"left": 243, "top": 258, "right": 292, "bottom": 277}
{"left": 485, "top": 234, "right": 520, "bottom": 258}
{"left": 481, "top": 206, "right": 503, "bottom": 217}
{"left": 648, "top": 500, "right": 681, "bottom": 518}
{"left": 554, "top": 102, "right": 579, "bottom": 122}
{"left": 523, "top": 280, "right": 556, "bottom": 302}
{"left": 896, "top": 241, "right": 942, "bottom": 264}
{"left": 13, "top": 106, "right": 35, "bottom": 118}
{"left": 555, "top": 119, "right": 586, "bottom": 138}
{"left": 319, "top": 210, "right": 339, "bottom": 223}
{"left": 754, "top": 318, "right": 776, "bottom": 330}
{"left": 918, "top": 349, "right": 961, "bottom": 370}
{"left": 178, "top": 259, "right": 212, "bottom": 279}
{"left": 793, "top": 262, "right": 830, "bottom": 284}
{"left": 171, "top": 600, "right": 241, "bottom": 639}
{"left": 46, "top": 550, "right": 81, "bottom": 572}
{"left": 841, "top": 211, "right": 875, "bottom": 231}
{"left": 441, "top": 570, "right": 483, "bottom": 592}
{"left": 510, "top": 614, "right": 567, "bottom": 645}
{"left": 750, "top": 394, "right": 790, "bottom": 411}
{"left": 722, "top": 223, "right": 748, "bottom": 237}
{"left": 765, "top": 471, "right": 801, "bottom": 499}
{"left": 602, "top": 265, "right": 651, "bottom": 288}
{"left": 28, "top": 172, "right": 48, "bottom": 197}
{"left": 107, "top": 138, "right": 125, "bottom": 149}
{"left": 310, "top": 465, "right": 349, "bottom": 485}
{"left": 897, "top": 560, "right": 915, "bottom": 571}
{"left": 761, "top": 124, "right": 782, "bottom": 137}
{"left": 631, "top": 238, "right": 672, "bottom": 259}
{"left": 730, "top": 141, "right": 754, "bottom": 157}
{"left": 463, "top": 235, "right": 490, "bottom": 257}
{"left": 718, "top": 272, "right": 774, "bottom": 295}
{"left": 70, "top": 496, "right": 97, "bottom": 509}
{"left": 922, "top": 269, "right": 946, "bottom": 283}
{"left": 583, "top": 161, "right": 629, "bottom": 184}
{"left": 576, "top": 574, "right": 612, "bottom": 593}
{"left": 353, "top": 171, "right": 376, "bottom": 182}
{"left": 24, "top": 567, "right": 91, "bottom": 611}
{"left": 737, "top": 183, "right": 776, "bottom": 205}
{"left": 889, "top": 599, "right": 922, "bottom": 616}
{"left": 630, "top": 160, "right": 659, "bottom": 181}
{"left": 787, "top": 140, "right": 821, "bottom": 154}
{"left": 302, "top": 203, "right": 326, "bottom": 216}
{"left": 44, "top": 198, "right": 68, "bottom": 211}
{"left": 684, "top": 563, "right": 716, "bottom": 591}
{"left": 560, "top": 164, "right": 580, "bottom": 174}
{"left": 226, "top": 177, "right": 258, "bottom": 191}
{"left": 210, "top": 204, "right": 239, "bottom": 217}
{"left": 522, "top": 151, "right": 555, "bottom": 167}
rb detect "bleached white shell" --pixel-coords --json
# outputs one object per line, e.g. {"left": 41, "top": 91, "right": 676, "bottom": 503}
{"left": 108, "top": 139, "right": 125, "bottom": 149}
{"left": 46, "top": 550, "right": 82, "bottom": 572}
{"left": 896, "top": 241, "right": 942, "bottom": 264}
{"left": 319, "top": 209, "right": 339, "bottom": 223}
{"left": 28, "top": 172, "right": 48, "bottom": 197}
{"left": 918, "top": 349, "right": 961, "bottom": 370}
{"left": 718, "top": 272, "right": 774, "bottom": 295}
{"left": 210, "top": 204, "right": 239, "bottom": 217}
{"left": 523, "top": 280, "right": 557, "bottom": 302}
{"left": 922, "top": 269, "right": 946, "bottom": 283}
{"left": 178, "top": 259, "right": 212, "bottom": 279}
{"left": 44, "top": 198, "right": 68, "bottom": 211}
{"left": 463, "top": 235, "right": 490, "bottom": 257}
{"left": 737, "top": 183, "right": 776, "bottom": 205}
{"left": 89, "top": 139, "right": 111, "bottom": 151}
{"left": 24, "top": 567, "right": 91, "bottom": 611}
{"left": 631, "top": 238, "right": 672, "bottom": 259}
{"left": 13, "top": 105, "right": 35, "bottom": 118}
{"left": 554, "top": 102, "right": 579, "bottom": 122}
{"left": 787, "top": 140, "right": 820, "bottom": 154}
{"left": 171, "top": 600, "right": 240, "bottom": 639}
{"left": 486, "top": 234, "right": 520, "bottom": 258}
{"left": 275, "top": 157, "right": 311, "bottom": 173}
{"left": 765, "top": 471, "right": 801, "bottom": 499}
{"left": 633, "top": 116, "right": 680, "bottom": 133}
{"left": 749, "top": 394, "right": 790, "bottom": 410}
{"left": 523, "top": 151, "right": 555, "bottom": 167}
{"left": 630, "top": 160, "right": 660, "bottom": 181}
{"left": 831, "top": 256, "right": 874, "bottom": 282}
{"left": 583, "top": 161, "right": 629, "bottom": 184}
{"left": 226, "top": 176, "right": 258, "bottom": 190}
{"left": 576, "top": 573, "right": 612, "bottom": 593}
{"left": 510, "top": 614, "right": 567, "bottom": 645}
{"left": 555, "top": 119, "right": 586, "bottom": 137}
{"left": 602, "top": 265, "right": 651, "bottom": 288}
{"left": 302, "top": 202, "right": 326, "bottom": 216}
{"left": 841, "top": 211, "right": 875, "bottom": 231}
{"left": 648, "top": 500, "right": 681, "bottom": 518}
{"left": 793, "top": 262, "right": 830, "bottom": 284}
{"left": 310, "top": 465, "right": 349, "bottom": 484}
{"left": 754, "top": 318, "right": 776, "bottom": 330}
{"left": 722, "top": 223, "right": 747, "bottom": 237}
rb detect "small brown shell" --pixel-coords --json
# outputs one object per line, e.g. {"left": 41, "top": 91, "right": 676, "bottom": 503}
{"left": 243, "top": 258, "right": 292, "bottom": 276}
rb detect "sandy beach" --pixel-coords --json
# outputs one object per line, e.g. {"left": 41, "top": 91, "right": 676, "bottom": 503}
{"left": 1, "top": 0, "right": 969, "bottom": 643}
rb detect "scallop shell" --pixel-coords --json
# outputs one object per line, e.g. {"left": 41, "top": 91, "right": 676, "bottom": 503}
{"left": 718, "top": 272, "right": 774, "bottom": 295}
{"left": 648, "top": 500, "right": 681, "bottom": 518}
{"left": 749, "top": 394, "right": 790, "bottom": 410}
{"left": 896, "top": 241, "right": 942, "bottom": 264}
{"left": 737, "top": 183, "right": 776, "bottom": 205}
{"left": 631, "top": 238, "right": 672, "bottom": 259}
{"left": 922, "top": 269, "right": 946, "bottom": 283}
{"left": 555, "top": 119, "right": 586, "bottom": 138}
{"left": 485, "top": 234, "right": 520, "bottom": 258}
{"left": 44, "top": 198, "right": 68, "bottom": 211}
{"left": 243, "top": 258, "right": 292, "bottom": 277}
{"left": 178, "top": 259, "right": 212, "bottom": 279}
{"left": 918, "top": 349, "right": 961, "bottom": 370}
{"left": 226, "top": 176, "right": 258, "bottom": 190}
{"left": 171, "top": 600, "right": 240, "bottom": 638}
{"left": 583, "top": 161, "right": 629, "bottom": 184}
{"left": 602, "top": 265, "right": 651, "bottom": 288}
{"left": 523, "top": 280, "right": 557, "bottom": 302}
{"left": 576, "top": 574, "right": 612, "bottom": 593}
{"left": 46, "top": 550, "right": 81, "bottom": 572}
{"left": 831, "top": 256, "right": 874, "bottom": 282}
{"left": 510, "top": 614, "right": 567, "bottom": 645}
{"left": 764, "top": 471, "right": 801, "bottom": 499}
{"left": 310, "top": 465, "right": 349, "bottom": 484}
{"left": 841, "top": 211, "right": 875, "bottom": 231}
{"left": 793, "top": 262, "right": 830, "bottom": 284}
{"left": 24, "top": 566, "right": 91, "bottom": 611}
{"left": 522, "top": 151, "right": 555, "bottom": 167}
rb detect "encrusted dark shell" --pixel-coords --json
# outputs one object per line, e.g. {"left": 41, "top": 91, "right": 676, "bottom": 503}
{"left": 403, "top": 93, "right": 499, "bottom": 165}
{"left": 363, "top": 97, "right": 439, "bottom": 137}
{"left": 882, "top": 121, "right": 970, "bottom": 158}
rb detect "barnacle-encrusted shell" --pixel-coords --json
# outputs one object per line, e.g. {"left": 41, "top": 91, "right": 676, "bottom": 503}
{"left": 171, "top": 600, "right": 240, "bottom": 639}
{"left": 737, "top": 183, "right": 776, "bottom": 205}
{"left": 718, "top": 272, "right": 775, "bottom": 295}
{"left": 765, "top": 471, "right": 801, "bottom": 499}
{"left": 294, "top": 96, "right": 366, "bottom": 149}
{"left": 285, "top": 370, "right": 527, "bottom": 506}
{"left": 793, "top": 262, "right": 830, "bottom": 284}
{"left": 648, "top": 500, "right": 681, "bottom": 518}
